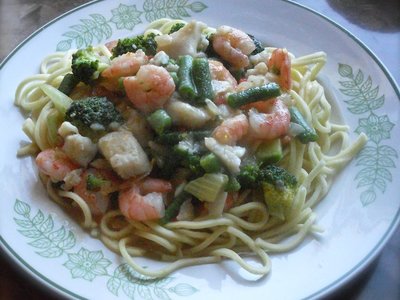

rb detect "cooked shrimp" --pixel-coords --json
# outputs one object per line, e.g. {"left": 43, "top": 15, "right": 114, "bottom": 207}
{"left": 212, "top": 26, "right": 255, "bottom": 69}
{"left": 119, "top": 178, "right": 172, "bottom": 221}
{"left": 123, "top": 65, "right": 175, "bottom": 114}
{"left": 248, "top": 99, "right": 290, "bottom": 140}
{"left": 213, "top": 113, "right": 249, "bottom": 145}
{"left": 101, "top": 50, "right": 148, "bottom": 78}
{"left": 73, "top": 169, "right": 120, "bottom": 216}
{"left": 209, "top": 59, "right": 237, "bottom": 87}
{"left": 209, "top": 59, "right": 237, "bottom": 105}
{"left": 36, "top": 149, "right": 79, "bottom": 182}
{"left": 268, "top": 48, "right": 291, "bottom": 90}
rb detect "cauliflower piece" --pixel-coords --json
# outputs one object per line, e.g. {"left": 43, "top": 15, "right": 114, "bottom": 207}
{"left": 249, "top": 49, "right": 270, "bottom": 65}
{"left": 155, "top": 21, "right": 207, "bottom": 59}
{"left": 204, "top": 137, "right": 245, "bottom": 174}
{"left": 149, "top": 51, "right": 170, "bottom": 66}
{"left": 58, "top": 121, "right": 79, "bottom": 138}
{"left": 246, "top": 62, "right": 269, "bottom": 76}
{"left": 62, "top": 134, "right": 98, "bottom": 167}
{"left": 166, "top": 99, "right": 211, "bottom": 129}
{"left": 62, "top": 169, "right": 83, "bottom": 191}
{"left": 98, "top": 131, "right": 151, "bottom": 179}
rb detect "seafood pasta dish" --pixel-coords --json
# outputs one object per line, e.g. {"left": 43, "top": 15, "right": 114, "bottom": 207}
{"left": 15, "top": 19, "right": 367, "bottom": 277}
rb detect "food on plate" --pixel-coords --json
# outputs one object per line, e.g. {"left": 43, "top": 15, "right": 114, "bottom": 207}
{"left": 15, "top": 18, "right": 367, "bottom": 278}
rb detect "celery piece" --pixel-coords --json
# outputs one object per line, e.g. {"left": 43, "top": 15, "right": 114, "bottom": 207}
{"left": 46, "top": 110, "right": 63, "bottom": 147}
{"left": 255, "top": 139, "right": 283, "bottom": 164}
{"left": 207, "top": 191, "right": 228, "bottom": 218}
{"left": 41, "top": 83, "right": 73, "bottom": 115}
{"left": 184, "top": 173, "right": 228, "bottom": 202}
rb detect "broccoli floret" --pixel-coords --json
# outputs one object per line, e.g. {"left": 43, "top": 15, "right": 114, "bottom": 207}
{"left": 112, "top": 33, "right": 158, "bottom": 57}
{"left": 71, "top": 46, "right": 109, "bottom": 84}
{"left": 86, "top": 174, "right": 108, "bottom": 191}
{"left": 236, "top": 164, "right": 260, "bottom": 190}
{"left": 173, "top": 138, "right": 204, "bottom": 177}
{"left": 259, "top": 165, "right": 298, "bottom": 220}
{"left": 65, "top": 96, "right": 123, "bottom": 141}
{"left": 169, "top": 23, "right": 185, "bottom": 34}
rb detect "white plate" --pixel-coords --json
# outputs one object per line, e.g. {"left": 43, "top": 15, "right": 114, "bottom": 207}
{"left": 1, "top": 0, "right": 399, "bottom": 299}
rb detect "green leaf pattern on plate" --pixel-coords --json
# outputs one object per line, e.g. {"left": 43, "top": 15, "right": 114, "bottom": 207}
{"left": 14, "top": 200, "right": 199, "bottom": 299}
{"left": 56, "top": 0, "right": 208, "bottom": 51}
{"left": 14, "top": 199, "right": 75, "bottom": 258}
{"left": 338, "top": 64, "right": 398, "bottom": 206}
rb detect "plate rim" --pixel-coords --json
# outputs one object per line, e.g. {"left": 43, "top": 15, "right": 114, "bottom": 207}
{"left": 0, "top": 0, "right": 399, "bottom": 299}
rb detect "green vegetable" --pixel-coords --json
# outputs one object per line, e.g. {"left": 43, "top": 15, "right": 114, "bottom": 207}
{"left": 225, "top": 176, "right": 241, "bottom": 192}
{"left": 46, "top": 110, "right": 63, "bottom": 146}
{"left": 169, "top": 72, "right": 179, "bottom": 85}
{"left": 227, "top": 83, "right": 281, "bottom": 108}
{"left": 259, "top": 165, "right": 298, "bottom": 220}
{"left": 255, "top": 139, "right": 283, "bottom": 164}
{"left": 169, "top": 22, "right": 185, "bottom": 34}
{"left": 236, "top": 164, "right": 260, "bottom": 190}
{"left": 173, "top": 138, "right": 204, "bottom": 176}
{"left": 177, "top": 55, "right": 197, "bottom": 101}
{"left": 65, "top": 96, "right": 123, "bottom": 141}
{"left": 112, "top": 33, "right": 158, "bottom": 57}
{"left": 184, "top": 173, "right": 228, "bottom": 202}
{"left": 147, "top": 109, "right": 172, "bottom": 135}
{"left": 58, "top": 73, "right": 79, "bottom": 95}
{"left": 192, "top": 57, "right": 214, "bottom": 103}
{"left": 71, "top": 46, "right": 109, "bottom": 84}
{"left": 289, "top": 106, "right": 318, "bottom": 143}
{"left": 40, "top": 84, "right": 73, "bottom": 115}
{"left": 160, "top": 190, "right": 190, "bottom": 224}
{"left": 86, "top": 174, "right": 107, "bottom": 191}
{"left": 248, "top": 34, "right": 264, "bottom": 55}
{"left": 156, "top": 130, "right": 211, "bottom": 145}
{"left": 200, "top": 153, "right": 221, "bottom": 173}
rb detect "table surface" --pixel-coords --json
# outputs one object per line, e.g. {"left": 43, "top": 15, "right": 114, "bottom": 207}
{"left": 0, "top": 0, "right": 399, "bottom": 299}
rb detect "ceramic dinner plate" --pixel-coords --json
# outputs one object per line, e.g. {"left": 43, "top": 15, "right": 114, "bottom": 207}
{"left": 1, "top": 0, "right": 399, "bottom": 299}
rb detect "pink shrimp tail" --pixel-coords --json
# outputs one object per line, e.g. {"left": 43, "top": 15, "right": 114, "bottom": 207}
{"left": 268, "top": 48, "right": 292, "bottom": 91}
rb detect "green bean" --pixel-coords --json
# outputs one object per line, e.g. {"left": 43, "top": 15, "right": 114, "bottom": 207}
{"left": 289, "top": 106, "right": 318, "bottom": 143}
{"left": 58, "top": 73, "right": 79, "bottom": 95}
{"left": 160, "top": 191, "right": 191, "bottom": 224}
{"left": 227, "top": 83, "right": 281, "bottom": 108}
{"left": 177, "top": 55, "right": 197, "bottom": 101}
{"left": 147, "top": 109, "right": 172, "bottom": 135}
{"left": 192, "top": 57, "right": 214, "bottom": 103}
